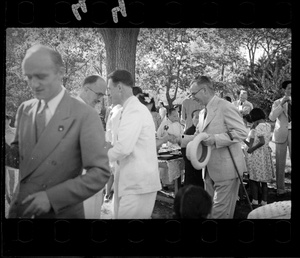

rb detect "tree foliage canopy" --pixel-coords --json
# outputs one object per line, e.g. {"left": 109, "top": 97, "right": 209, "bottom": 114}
{"left": 6, "top": 28, "right": 291, "bottom": 120}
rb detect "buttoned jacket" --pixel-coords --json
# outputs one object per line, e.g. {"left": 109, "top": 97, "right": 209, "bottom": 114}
{"left": 9, "top": 91, "right": 110, "bottom": 218}
{"left": 197, "top": 96, "right": 248, "bottom": 182}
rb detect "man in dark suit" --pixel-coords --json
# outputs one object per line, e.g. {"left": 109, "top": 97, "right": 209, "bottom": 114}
{"left": 8, "top": 44, "right": 110, "bottom": 219}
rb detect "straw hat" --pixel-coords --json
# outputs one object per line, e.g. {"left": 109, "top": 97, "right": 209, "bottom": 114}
{"left": 186, "top": 132, "right": 211, "bottom": 169}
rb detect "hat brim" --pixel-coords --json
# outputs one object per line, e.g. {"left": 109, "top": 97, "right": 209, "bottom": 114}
{"left": 186, "top": 133, "right": 211, "bottom": 169}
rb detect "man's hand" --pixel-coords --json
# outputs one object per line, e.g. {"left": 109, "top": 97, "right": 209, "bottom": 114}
{"left": 22, "top": 191, "right": 52, "bottom": 218}
{"left": 281, "top": 96, "right": 291, "bottom": 106}
{"left": 202, "top": 134, "right": 215, "bottom": 146}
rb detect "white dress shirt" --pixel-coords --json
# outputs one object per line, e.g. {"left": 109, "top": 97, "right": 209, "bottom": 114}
{"left": 44, "top": 86, "right": 65, "bottom": 126}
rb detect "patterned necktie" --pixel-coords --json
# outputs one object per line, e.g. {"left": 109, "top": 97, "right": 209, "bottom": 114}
{"left": 36, "top": 100, "right": 48, "bottom": 141}
{"left": 288, "top": 102, "right": 291, "bottom": 122}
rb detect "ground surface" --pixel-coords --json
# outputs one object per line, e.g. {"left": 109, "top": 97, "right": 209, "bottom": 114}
{"left": 101, "top": 141, "right": 291, "bottom": 219}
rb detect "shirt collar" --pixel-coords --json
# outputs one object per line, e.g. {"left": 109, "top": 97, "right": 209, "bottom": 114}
{"left": 76, "top": 95, "right": 86, "bottom": 104}
{"left": 122, "top": 95, "right": 136, "bottom": 110}
{"left": 45, "top": 86, "right": 65, "bottom": 116}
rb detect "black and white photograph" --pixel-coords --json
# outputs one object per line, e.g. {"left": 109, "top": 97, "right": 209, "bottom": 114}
{"left": 5, "top": 27, "right": 292, "bottom": 220}
{"left": 2, "top": 0, "right": 295, "bottom": 257}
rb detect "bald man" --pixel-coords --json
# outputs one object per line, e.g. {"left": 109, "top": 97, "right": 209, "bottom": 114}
{"left": 8, "top": 44, "right": 110, "bottom": 219}
{"left": 77, "top": 75, "right": 106, "bottom": 108}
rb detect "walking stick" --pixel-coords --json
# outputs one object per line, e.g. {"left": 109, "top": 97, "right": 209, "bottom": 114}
{"left": 226, "top": 132, "right": 253, "bottom": 211}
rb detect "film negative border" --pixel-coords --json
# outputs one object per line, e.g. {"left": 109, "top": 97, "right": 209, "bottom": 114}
{"left": 2, "top": 0, "right": 297, "bottom": 257}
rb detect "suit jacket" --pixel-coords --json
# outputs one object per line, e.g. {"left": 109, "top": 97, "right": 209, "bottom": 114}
{"left": 108, "top": 96, "right": 161, "bottom": 197}
{"left": 9, "top": 91, "right": 110, "bottom": 219}
{"left": 198, "top": 96, "right": 248, "bottom": 182}
{"left": 269, "top": 97, "right": 290, "bottom": 143}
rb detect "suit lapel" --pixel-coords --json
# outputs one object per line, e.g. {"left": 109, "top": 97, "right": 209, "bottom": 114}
{"left": 203, "top": 97, "right": 217, "bottom": 131}
{"left": 22, "top": 92, "right": 74, "bottom": 179}
{"left": 21, "top": 100, "right": 39, "bottom": 168}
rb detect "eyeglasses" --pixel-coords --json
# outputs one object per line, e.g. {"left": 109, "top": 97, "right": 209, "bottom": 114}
{"left": 191, "top": 88, "right": 204, "bottom": 97}
{"left": 88, "top": 87, "right": 104, "bottom": 98}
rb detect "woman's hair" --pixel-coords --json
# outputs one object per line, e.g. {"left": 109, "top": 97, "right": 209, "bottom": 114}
{"left": 224, "top": 96, "right": 232, "bottom": 102}
{"left": 249, "top": 108, "right": 266, "bottom": 122}
{"left": 243, "top": 114, "right": 252, "bottom": 123}
{"left": 173, "top": 185, "right": 212, "bottom": 219}
{"left": 132, "top": 86, "right": 143, "bottom": 96}
{"left": 138, "top": 93, "right": 156, "bottom": 111}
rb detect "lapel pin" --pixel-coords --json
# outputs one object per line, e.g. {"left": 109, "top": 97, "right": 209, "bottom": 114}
{"left": 58, "top": 126, "right": 64, "bottom": 132}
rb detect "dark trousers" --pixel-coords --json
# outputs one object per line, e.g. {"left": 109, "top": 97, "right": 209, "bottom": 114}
{"left": 181, "top": 148, "right": 204, "bottom": 188}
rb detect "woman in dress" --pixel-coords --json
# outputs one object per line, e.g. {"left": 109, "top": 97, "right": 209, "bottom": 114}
{"left": 244, "top": 108, "right": 275, "bottom": 207}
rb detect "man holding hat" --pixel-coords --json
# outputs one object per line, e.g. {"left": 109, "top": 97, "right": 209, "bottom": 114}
{"left": 269, "top": 80, "right": 292, "bottom": 196}
{"left": 179, "top": 75, "right": 248, "bottom": 219}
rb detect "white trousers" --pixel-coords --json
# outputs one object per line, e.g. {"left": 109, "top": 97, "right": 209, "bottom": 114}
{"left": 113, "top": 192, "right": 157, "bottom": 219}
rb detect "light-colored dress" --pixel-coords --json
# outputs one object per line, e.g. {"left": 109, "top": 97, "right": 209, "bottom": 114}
{"left": 247, "top": 122, "right": 275, "bottom": 183}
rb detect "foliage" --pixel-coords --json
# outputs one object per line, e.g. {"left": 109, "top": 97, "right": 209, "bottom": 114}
{"left": 6, "top": 28, "right": 106, "bottom": 120}
{"left": 6, "top": 28, "right": 291, "bottom": 121}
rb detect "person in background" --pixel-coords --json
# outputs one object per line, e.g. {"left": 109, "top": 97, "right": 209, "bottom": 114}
{"left": 177, "top": 75, "right": 248, "bottom": 219}
{"left": 107, "top": 69, "right": 161, "bottom": 219}
{"left": 156, "top": 107, "right": 184, "bottom": 148}
{"left": 233, "top": 90, "right": 253, "bottom": 117}
{"left": 76, "top": 74, "right": 107, "bottom": 219}
{"left": 8, "top": 44, "right": 110, "bottom": 219}
{"left": 173, "top": 185, "right": 212, "bottom": 219}
{"left": 132, "top": 86, "right": 143, "bottom": 97}
{"left": 158, "top": 101, "right": 167, "bottom": 121}
{"left": 77, "top": 75, "right": 106, "bottom": 108}
{"left": 244, "top": 108, "right": 275, "bottom": 207}
{"left": 181, "top": 97, "right": 203, "bottom": 131}
{"left": 181, "top": 109, "right": 204, "bottom": 188}
{"left": 5, "top": 114, "right": 16, "bottom": 146}
{"left": 269, "top": 80, "right": 292, "bottom": 196}
{"left": 5, "top": 115, "right": 18, "bottom": 218}
{"left": 138, "top": 93, "right": 162, "bottom": 131}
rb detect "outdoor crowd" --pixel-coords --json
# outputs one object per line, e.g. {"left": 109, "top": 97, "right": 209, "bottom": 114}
{"left": 5, "top": 44, "right": 291, "bottom": 220}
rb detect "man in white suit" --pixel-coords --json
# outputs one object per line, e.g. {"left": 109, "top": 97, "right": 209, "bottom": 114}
{"left": 233, "top": 90, "right": 253, "bottom": 117}
{"left": 269, "top": 80, "right": 291, "bottom": 196}
{"left": 107, "top": 69, "right": 161, "bottom": 219}
{"left": 180, "top": 76, "right": 248, "bottom": 219}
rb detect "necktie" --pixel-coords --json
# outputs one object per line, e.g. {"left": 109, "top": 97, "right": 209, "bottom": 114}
{"left": 288, "top": 102, "right": 291, "bottom": 122}
{"left": 36, "top": 100, "right": 48, "bottom": 141}
{"left": 204, "top": 107, "right": 207, "bottom": 120}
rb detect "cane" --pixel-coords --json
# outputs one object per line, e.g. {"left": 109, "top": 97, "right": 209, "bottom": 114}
{"left": 227, "top": 132, "right": 253, "bottom": 211}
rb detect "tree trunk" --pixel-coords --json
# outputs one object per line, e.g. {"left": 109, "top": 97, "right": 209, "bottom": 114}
{"left": 99, "top": 28, "right": 140, "bottom": 85}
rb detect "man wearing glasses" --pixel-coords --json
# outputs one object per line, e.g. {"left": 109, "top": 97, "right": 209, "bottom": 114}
{"left": 77, "top": 75, "right": 106, "bottom": 108}
{"left": 76, "top": 74, "right": 107, "bottom": 219}
{"left": 179, "top": 76, "right": 248, "bottom": 219}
